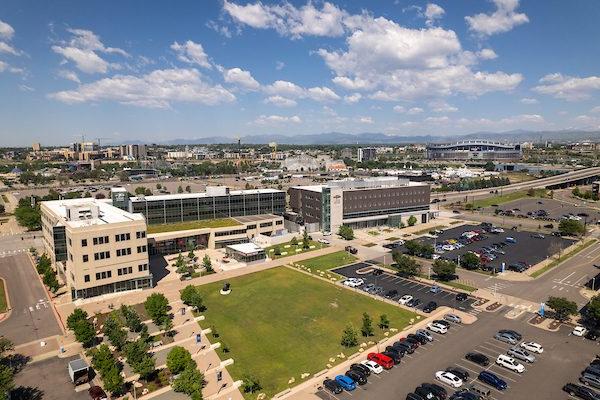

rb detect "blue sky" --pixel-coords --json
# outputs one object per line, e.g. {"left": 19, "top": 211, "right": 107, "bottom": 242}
{"left": 2, "top": 0, "right": 600, "bottom": 146}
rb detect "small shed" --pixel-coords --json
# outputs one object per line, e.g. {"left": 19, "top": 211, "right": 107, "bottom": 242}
{"left": 68, "top": 358, "right": 90, "bottom": 385}
{"left": 225, "top": 242, "right": 266, "bottom": 263}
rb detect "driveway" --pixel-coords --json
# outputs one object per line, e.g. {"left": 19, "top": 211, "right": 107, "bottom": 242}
{"left": 0, "top": 254, "right": 62, "bottom": 345}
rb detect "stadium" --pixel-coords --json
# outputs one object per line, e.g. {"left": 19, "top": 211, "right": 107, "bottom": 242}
{"left": 426, "top": 140, "right": 523, "bottom": 161}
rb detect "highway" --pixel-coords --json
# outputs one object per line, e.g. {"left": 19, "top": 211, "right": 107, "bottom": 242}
{"left": 431, "top": 166, "right": 600, "bottom": 202}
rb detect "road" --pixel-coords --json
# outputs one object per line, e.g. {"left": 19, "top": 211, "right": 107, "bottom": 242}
{"left": 0, "top": 232, "right": 42, "bottom": 255}
{"left": 431, "top": 166, "right": 600, "bottom": 203}
{"left": 0, "top": 254, "right": 62, "bottom": 345}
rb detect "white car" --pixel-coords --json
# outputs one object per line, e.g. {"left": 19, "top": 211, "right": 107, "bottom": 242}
{"left": 442, "top": 244, "right": 455, "bottom": 251}
{"left": 491, "top": 227, "right": 504, "bottom": 233}
{"left": 361, "top": 359, "right": 383, "bottom": 374}
{"left": 432, "top": 254, "right": 441, "bottom": 260}
{"left": 435, "top": 371, "right": 463, "bottom": 388}
{"left": 322, "top": 231, "right": 332, "bottom": 236}
{"left": 427, "top": 322, "right": 448, "bottom": 334}
{"left": 343, "top": 278, "right": 364, "bottom": 288}
{"left": 496, "top": 354, "right": 525, "bottom": 373}
{"left": 520, "top": 341, "right": 544, "bottom": 354}
{"left": 398, "top": 295, "right": 413, "bottom": 305}
{"left": 573, "top": 326, "right": 587, "bottom": 337}
{"left": 317, "top": 238, "right": 330, "bottom": 245}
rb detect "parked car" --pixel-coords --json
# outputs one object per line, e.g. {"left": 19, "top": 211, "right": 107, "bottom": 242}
{"left": 414, "top": 386, "right": 438, "bottom": 400}
{"left": 349, "top": 363, "right": 371, "bottom": 377}
{"left": 345, "top": 246, "right": 358, "bottom": 254}
{"left": 360, "top": 360, "right": 383, "bottom": 374}
{"left": 323, "top": 379, "right": 343, "bottom": 394}
{"left": 423, "top": 301, "right": 438, "bottom": 313}
{"left": 362, "top": 283, "right": 376, "bottom": 292}
{"left": 449, "top": 390, "right": 482, "bottom": 400}
{"left": 586, "top": 331, "right": 600, "bottom": 341}
{"left": 498, "top": 329, "right": 522, "bottom": 340}
{"left": 335, "top": 374, "right": 356, "bottom": 391}
{"left": 430, "top": 285, "right": 442, "bottom": 294}
{"left": 408, "top": 333, "right": 428, "bottom": 345}
{"left": 507, "top": 346, "right": 535, "bottom": 363}
{"left": 420, "top": 383, "right": 447, "bottom": 399}
{"left": 445, "top": 367, "right": 469, "bottom": 382}
{"left": 444, "top": 313, "right": 462, "bottom": 323}
{"left": 455, "top": 292, "right": 468, "bottom": 302}
{"left": 407, "top": 298, "right": 422, "bottom": 307}
{"left": 581, "top": 373, "right": 600, "bottom": 390}
{"left": 383, "top": 350, "right": 402, "bottom": 365}
{"left": 574, "top": 326, "right": 588, "bottom": 337}
{"left": 465, "top": 352, "right": 490, "bottom": 366}
{"left": 367, "top": 352, "right": 394, "bottom": 369}
{"left": 563, "top": 383, "right": 600, "bottom": 400}
{"left": 495, "top": 332, "right": 518, "bottom": 344}
{"left": 317, "top": 238, "right": 330, "bottom": 244}
{"left": 415, "top": 329, "right": 434, "bottom": 342}
{"left": 435, "top": 371, "right": 463, "bottom": 388}
{"left": 478, "top": 371, "right": 507, "bottom": 390}
{"left": 520, "top": 341, "right": 543, "bottom": 353}
{"left": 393, "top": 341, "right": 415, "bottom": 354}
{"left": 385, "top": 289, "right": 399, "bottom": 298}
{"left": 496, "top": 354, "right": 525, "bottom": 373}
{"left": 427, "top": 322, "right": 448, "bottom": 334}
{"left": 406, "top": 393, "right": 426, "bottom": 400}
{"left": 345, "top": 369, "right": 367, "bottom": 386}
{"left": 399, "top": 294, "right": 414, "bottom": 305}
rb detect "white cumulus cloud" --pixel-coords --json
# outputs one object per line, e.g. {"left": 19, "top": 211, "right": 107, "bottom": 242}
{"left": 0, "top": 20, "right": 15, "bottom": 40}
{"left": 263, "top": 95, "right": 297, "bottom": 107}
{"left": 170, "top": 40, "right": 211, "bottom": 69}
{"left": 222, "top": 67, "right": 260, "bottom": 90}
{"left": 465, "top": 0, "right": 529, "bottom": 36}
{"left": 425, "top": 3, "right": 445, "bottom": 26}
{"left": 252, "top": 114, "right": 302, "bottom": 125}
{"left": 533, "top": 73, "right": 600, "bottom": 101}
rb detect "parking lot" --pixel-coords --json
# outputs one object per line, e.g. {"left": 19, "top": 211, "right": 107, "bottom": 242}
{"left": 488, "top": 197, "right": 600, "bottom": 224}
{"left": 396, "top": 224, "right": 575, "bottom": 273}
{"left": 315, "top": 308, "right": 596, "bottom": 400}
{"left": 332, "top": 263, "right": 479, "bottom": 315}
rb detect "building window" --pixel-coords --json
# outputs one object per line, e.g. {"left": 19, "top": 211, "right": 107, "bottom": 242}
{"left": 275, "top": 220, "right": 283, "bottom": 225}
{"left": 81, "top": 239, "right": 87, "bottom": 247}
{"left": 95, "top": 271, "right": 112, "bottom": 280}
{"left": 118, "top": 267, "right": 133, "bottom": 276}
{"left": 84, "top": 274, "right": 90, "bottom": 282}
{"left": 137, "top": 245, "right": 147, "bottom": 253}
{"left": 138, "top": 263, "right": 148, "bottom": 272}
{"left": 247, "top": 224, "right": 256, "bottom": 229}
{"left": 94, "top": 251, "right": 110, "bottom": 260}
{"left": 93, "top": 236, "right": 110, "bottom": 245}
{"left": 260, "top": 222, "right": 272, "bottom": 228}
{"left": 136, "top": 231, "right": 146, "bottom": 239}
{"left": 68, "top": 238, "right": 72, "bottom": 246}
{"left": 116, "top": 248, "right": 132, "bottom": 257}
{"left": 115, "top": 233, "right": 132, "bottom": 242}
{"left": 83, "top": 254, "right": 88, "bottom": 262}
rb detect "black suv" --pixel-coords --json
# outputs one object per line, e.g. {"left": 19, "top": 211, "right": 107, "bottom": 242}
{"left": 393, "top": 341, "right": 415, "bottom": 354}
{"left": 408, "top": 333, "right": 428, "bottom": 345}
{"left": 415, "top": 386, "right": 441, "bottom": 400}
{"left": 383, "top": 350, "right": 402, "bottom": 365}
{"left": 407, "top": 298, "right": 421, "bottom": 307}
{"left": 345, "top": 369, "right": 367, "bottom": 385}
{"left": 563, "top": 383, "right": 600, "bottom": 400}
{"left": 323, "top": 379, "right": 343, "bottom": 394}
{"left": 456, "top": 292, "right": 468, "bottom": 302}
{"left": 423, "top": 301, "right": 438, "bottom": 313}
{"left": 385, "top": 289, "right": 399, "bottom": 298}
{"left": 385, "top": 346, "right": 405, "bottom": 358}
{"left": 350, "top": 363, "right": 371, "bottom": 377}
{"left": 465, "top": 352, "right": 490, "bottom": 366}
{"left": 420, "top": 383, "right": 447, "bottom": 399}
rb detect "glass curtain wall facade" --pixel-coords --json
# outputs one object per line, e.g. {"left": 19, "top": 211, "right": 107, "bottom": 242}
{"left": 130, "top": 192, "right": 285, "bottom": 225}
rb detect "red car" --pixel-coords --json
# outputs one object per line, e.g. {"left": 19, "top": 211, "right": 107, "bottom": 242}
{"left": 367, "top": 352, "right": 394, "bottom": 369}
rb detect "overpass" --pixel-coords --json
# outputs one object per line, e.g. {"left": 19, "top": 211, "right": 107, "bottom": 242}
{"left": 431, "top": 166, "right": 600, "bottom": 203}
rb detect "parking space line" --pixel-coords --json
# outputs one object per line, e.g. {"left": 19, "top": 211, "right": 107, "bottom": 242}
{"left": 484, "top": 341, "right": 511, "bottom": 351}
{"left": 454, "top": 362, "right": 480, "bottom": 376}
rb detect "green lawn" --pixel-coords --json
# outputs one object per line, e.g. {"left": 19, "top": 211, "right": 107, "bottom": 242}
{"left": 0, "top": 279, "right": 7, "bottom": 313}
{"left": 147, "top": 218, "right": 241, "bottom": 234}
{"left": 264, "top": 239, "right": 326, "bottom": 259}
{"left": 297, "top": 250, "right": 357, "bottom": 270}
{"left": 468, "top": 190, "right": 547, "bottom": 209}
{"left": 196, "top": 268, "right": 418, "bottom": 398}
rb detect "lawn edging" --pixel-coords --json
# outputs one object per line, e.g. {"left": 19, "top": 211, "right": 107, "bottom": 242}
{"left": 529, "top": 238, "right": 597, "bottom": 278}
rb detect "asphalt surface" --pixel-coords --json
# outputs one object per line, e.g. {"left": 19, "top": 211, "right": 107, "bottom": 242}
{"left": 489, "top": 197, "right": 600, "bottom": 224}
{"left": 316, "top": 308, "right": 597, "bottom": 400}
{"left": 12, "top": 355, "right": 89, "bottom": 400}
{"left": 0, "top": 254, "right": 62, "bottom": 345}
{"left": 397, "top": 224, "right": 575, "bottom": 273}
{"left": 332, "top": 263, "right": 479, "bottom": 314}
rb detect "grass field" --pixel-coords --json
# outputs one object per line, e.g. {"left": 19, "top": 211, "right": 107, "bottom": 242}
{"left": 196, "top": 268, "right": 418, "bottom": 398}
{"left": 297, "top": 250, "right": 357, "bottom": 270}
{"left": 470, "top": 189, "right": 548, "bottom": 209}
{"left": 147, "top": 218, "right": 240, "bottom": 234}
{"left": 264, "top": 239, "right": 326, "bottom": 259}
{"left": 0, "top": 279, "right": 7, "bottom": 313}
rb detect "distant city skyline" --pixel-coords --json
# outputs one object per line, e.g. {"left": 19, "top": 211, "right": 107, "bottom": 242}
{"left": 2, "top": 0, "right": 600, "bottom": 146}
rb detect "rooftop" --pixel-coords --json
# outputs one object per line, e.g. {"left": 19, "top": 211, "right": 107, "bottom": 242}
{"left": 129, "top": 188, "right": 283, "bottom": 203}
{"left": 227, "top": 242, "right": 265, "bottom": 255}
{"left": 146, "top": 217, "right": 241, "bottom": 234}
{"left": 42, "top": 198, "right": 144, "bottom": 228}
{"left": 292, "top": 177, "right": 427, "bottom": 193}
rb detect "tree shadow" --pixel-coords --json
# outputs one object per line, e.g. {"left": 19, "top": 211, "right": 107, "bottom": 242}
{"left": 10, "top": 386, "right": 44, "bottom": 400}
{"left": 1, "top": 353, "right": 31, "bottom": 374}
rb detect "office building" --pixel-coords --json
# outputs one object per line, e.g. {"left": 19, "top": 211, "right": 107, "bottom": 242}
{"left": 32, "top": 142, "right": 41, "bottom": 152}
{"left": 41, "top": 198, "right": 152, "bottom": 300}
{"left": 119, "top": 144, "right": 147, "bottom": 160}
{"left": 357, "top": 147, "right": 377, "bottom": 163}
{"left": 289, "top": 177, "right": 430, "bottom": 232}
{"left": 426, "top": 140, "right": 522, "bottom": 161}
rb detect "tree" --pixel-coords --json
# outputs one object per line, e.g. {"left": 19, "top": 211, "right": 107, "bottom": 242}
{"left": 167, "top": 346, "right": 195, "bottom": 375}
{"left": 156, "top": 183, "right": 162, "bottom": 190}
{"left": 460, "top": 252, "right": 480, "bottom": 270}
{"left": 103, "top": 312, "right": 127, "bottom": 351}
{"left": 379, "top": 314, "right": 390, "bottom": 330}
{"left": 420, "top": 244, "right": 434, "bottom": 259}
{"left": 125, "top": 339, "right": 155, "bottom": 380}
{"left": 43, "top": 268, "right": 59, "bottom": 293}
{"left": 181, "top": 285, "right": 204, "bottom": 311}
{"left": 392, "top": 253, "right": 420, "bottom": 277}
{"left": 340, "top": 324, "right": 358, "bottom": 347}
{"left": 559, "top": 219, "right": 585, "bottom": 236}
{"left": 361, "top": 313, "right": 374, "bottom": 337}
{"left": 302, "top": 229, "right": 310, "bottom": 249}
{"left": 73, "top": 319, "right": 96, "bottom": 347}
{"left": 202, "top": 254, "right": 213, "bottom": 273}
{"left": 135, "top": 186, "right": 147, "bottom": 195}
{"left": 67, "top": 308, "right": 88, "bottom": 331}
{"left": 484, "top": 161, "right": 495, "bottom": 171}
{"left": 338, "top": 225, "right": 354, "bottom": 240}
{"left": 144, "top": 293, "right": 170, "bottom": 325}
{"left": 177, "top": 185, "right": 184, "bottom": 194}
{"left": 185, "top": 185, "right": 191, "bottom": 193}
{"left": 120, "top": 304, "right": 143, "bottom": 332}
{"left": 273, "top": 244, "right": 281, "bottom": 256}
{"left": 546, "top": 296, "right": 578, "bottom": 322}
{"left": 432, "top": 259, "right": 457, "bottom": 281}
{"left": 173, "top": 366, "right": 204, "bottom": 398}
{"left": 241, "top": 374, "right": 261, "bottom": 394}
{"left": 404, "top": 240, "right": 422, "bottom": 256}
{"left": 586, "top": 295, "right": 600, "bottom": 327}
{"left": 91, "top": 344, "right": 124, "bottom": 395}
{"left": 0, "top": 364, "right": 13, "bottom": 400}
{"left": 188, "top": 247, "right": 196, "bottom": 261}
{"left": 290, "top": 236, "right": 298, "bottom": 246}
{"left": 407, "top": 215, "right": 417, "bottom": 227}
{"left": 162, "top": 318, "right": 174, "bottom": 338}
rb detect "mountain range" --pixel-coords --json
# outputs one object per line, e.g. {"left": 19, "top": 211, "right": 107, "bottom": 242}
{"left": 117, "top": 129, "right": 600, "bottom": 146}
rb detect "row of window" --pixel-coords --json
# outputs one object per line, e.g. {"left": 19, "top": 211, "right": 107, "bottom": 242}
{"left": 136, "top": 231, "right": 146, "bottom": 239}
{"left": 116, "top": 233, "right": 131, "bottom": 242}
{"left": 93, "top": 236, "right": 110, "bottom": 245}
{"left": 83, "top": 263, "right": 149, "bottom": 283}
{"left": 215, "top": 228, "right": 247, "bottom": 237}
{"left": 116, "top": 248, "right": 132, "bottom": 257}
{"left": 94, "top": 251, "right": 110, "bottom": 261}
{"left": 137, "top": 245, "right": 147, "bottom": 253}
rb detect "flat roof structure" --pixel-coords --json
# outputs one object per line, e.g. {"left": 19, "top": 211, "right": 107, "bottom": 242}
{"left": 43, "top": 198, "right": 144, "bottom": 228}
{"left": 129, "top": 188, "right": 282, "bottom": 203}
{"left": 227, "top": 242, "right": 264, "bottom": 255}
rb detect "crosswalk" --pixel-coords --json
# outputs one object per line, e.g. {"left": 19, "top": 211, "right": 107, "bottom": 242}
{"left": 19, "top": 299, "right": 51, "bottom": 315}
{"left": 484, "top": 281, "right": 513, "bottom": 292}
{"left": 0, "top": 248, "right": 28, "bottom": 258}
